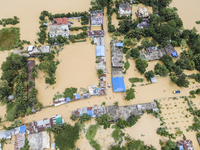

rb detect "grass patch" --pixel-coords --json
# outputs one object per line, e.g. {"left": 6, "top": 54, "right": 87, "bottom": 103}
{"left": 6, "top": 102, "right": 18, "bottom": 122}
{"left": 0, "top": 27, "right": 20, "bottom": 50}
{"left": 86, "top": 124, "right": 101, "bottom": 150}
{"left": 129, "top": 77, "right": 143, "bottom": 83}
{"left": 196, "top": 21, "right": 200, "bottom": 24}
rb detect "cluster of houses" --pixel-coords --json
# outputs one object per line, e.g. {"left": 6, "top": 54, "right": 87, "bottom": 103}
{"left": 54, "top": 20, "right": 107, "bottom": 107}
{"left": 140, "top": 45, "right": 178, "bottom": 61}
{"left": 110, "top": 40, "right": 126, "bottom": 92}
{"left": 71, "top": 105, "right": 106, "bottom": 118}
{"left": 0, "top": 115, "right": 63, "bottom": 150}
{"left": 14, "top": 45, "right": 51, "bottom": 57}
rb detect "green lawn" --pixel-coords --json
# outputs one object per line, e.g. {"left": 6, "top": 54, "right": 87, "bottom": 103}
{"left": 0, "top": 27, "right": 20, "bottom": 51}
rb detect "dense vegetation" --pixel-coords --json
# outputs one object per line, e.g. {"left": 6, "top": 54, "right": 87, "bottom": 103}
{"left": 54, "top": 123, "right": 81, "bottom": 150}
{"left": 0, "top": 16, "right": 19, "bottom": 27}
{"left": 38, "top": 51, "right": 60, "bottom": 85}
{"left": 0, "top": 53, "right": 42, "bottom": 121}
{"left": 125, "top": 88, "right": 135, "bottom": 101}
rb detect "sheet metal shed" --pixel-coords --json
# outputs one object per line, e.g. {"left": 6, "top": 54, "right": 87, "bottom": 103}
{"left": 20, "top": 125, "right": 26, "bottom": 133}
{"left": 116, "top": 43, "right": 123, "bottom": 47}
{"left": 112, "top": 77, "right": 126, "bottom": 92}
{"left": 96, "top": 46, "right": 105, "bottom": 57}
{"left": 150, "top": 77, "right": 157, "bottom": 83}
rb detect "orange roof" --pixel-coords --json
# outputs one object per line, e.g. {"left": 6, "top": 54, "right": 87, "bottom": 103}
{"left": 53, "top": 17, "right": 68, "bottom": 25}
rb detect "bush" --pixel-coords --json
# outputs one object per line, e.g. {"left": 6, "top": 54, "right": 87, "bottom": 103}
{"left": 128, "top": 115, "right": 140, "bottom": 127}
{"left": 156, "top": 127, "right": 169, "bottom": 137}
{"left": 128, "top": 78, "right": 143, "bottom": 83}
{"left": 97, "top": 69, "right": 104, "bottom": 78}
{"left": 79, "top": 113, "right": 91, "bottom": 123}
{"left": 125, "top": 88, "right": 135, "bottom": 101}
{"left": 70, "top": 114, "right": 78, "bottom": 121}
{"left": 116, "top": 119, "right": 128, "bottom": 129}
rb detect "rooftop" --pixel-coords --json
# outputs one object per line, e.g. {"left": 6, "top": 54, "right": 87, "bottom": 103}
{"left": 49, "top": 25, "right": 69, "bottom": 38}
{"left": 88, "top": 30, "right": 105, "bottom": 37}
{"left": 136, "top": 7, "right": 149, "bottom": 18}
{"left": 91, "top": 10, "right": 103, "bottom": 26}
{"left": 106, "top": 102, "right": 158, "bottom": 121}
{"left": 53, "top": 17, "right": 68, "bottom": 25}
{"left": 177, "top": 140, "right": 194, "bottom": 150}
{"left": 111, "top": 40, "right": 123, "bottom": 68}
{"left": 119, "top": 1, "right": 131, "bottom": 10}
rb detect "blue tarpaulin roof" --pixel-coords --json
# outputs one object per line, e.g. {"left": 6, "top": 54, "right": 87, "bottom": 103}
{"left": 112, "top": 77, "right": 126, "bottom": 92}
{"left": 96, "top": 46, "right": 105, "bottom": 57}
{"left": 177, "top": 146, "right": 184, "bottom": 150}
{"left": 20, "top": 125, "right": 25, "bottom": 133}
{"left": 66, "top": 97, "right": 70, "bottom": 102}
{"left": 171, "top": 51, "right": 177, "bottom": 57}
{"left": 76, "top": 94, "right": 81, "bottom": 100}
{"left": 87, "top": 110, "right": 93, "bottom": 117}
{"left": 116, "top": 43, "right": 123, "bottom": 47}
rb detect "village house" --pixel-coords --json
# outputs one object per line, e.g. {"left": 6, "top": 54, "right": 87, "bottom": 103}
{"left": 177, "top": 140, "right": 194, "bottom": 150}
{"left": 137, "top": 18, "right": 149, "bottom": 28}
{"left": 90, "top": 10, "right": 103, "bottom": 26}
{"left": 140, "top": 45, "right": 177, "bottom": 61}
{"left": 110, "top": 40, "right": 126, "bottom": 92}
{"left": 118, "top": 1, "right": 131, "bottom": 17}
{"left": 49, "top": 24, "right": 69, "bottom": 39}
{"left": 136, "top": 7, "right": 149, "bottom": 18}
{"left": 14, "top": 45, "right": 51, "bottom": 57}
{"left": 87, "top": 30, "right": 105, "bottom": 37}
{"left": 106, "top": 102, "right": 158, "bottom": 122}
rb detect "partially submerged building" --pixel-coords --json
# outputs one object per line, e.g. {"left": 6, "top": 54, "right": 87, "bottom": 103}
{"left": 118, "top": 1, "right": 131, "bottom": 17}
{"left": 136, "top": 7, "right": 149, "bottom": 18}
{"left": 106, "top": 102, "right": 158, "bottom": 122}
{"left": 71, "top": 106, "right": 106, "bottom": 118}
{"left": 90, "top": 10, "right": 103, "bottom": 26}
{"left": 14, "top": 46, "right": 50, "bottom": 57}
{"left": 88, "top": 30, "right": 105, "bottom": 37}
{"left": 140, "top": 45, "right": 177, "bottom": 61}
{"left": 177, "top": 140, "right": 194, "bottom": 150}
{"left": 111, "top": 40, "right": 126, "bottom": 92}
{"left": 49, "top": 24, "right": 69, "bottom": 39}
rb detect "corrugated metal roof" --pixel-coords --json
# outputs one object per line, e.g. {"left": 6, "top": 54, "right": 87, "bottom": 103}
{"left": 96, "top": 46, "right": 105, "bottom": 57}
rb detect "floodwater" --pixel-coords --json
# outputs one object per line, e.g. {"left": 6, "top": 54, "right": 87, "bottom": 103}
{"left": 0, "top": 0, "right": 92, "bottom": 42}
{"left": 170, "top": 0, "right": 200, "bottom": 33}
{"left": 0, "top": 0, "right": 200, "bottom": 149}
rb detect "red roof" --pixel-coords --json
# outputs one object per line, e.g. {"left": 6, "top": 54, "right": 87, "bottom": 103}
{"left": 53, "top": 17, "right": 68, "bottom": 25}
{"left": 177, "top": 140, "right": 194, "bottom": 150}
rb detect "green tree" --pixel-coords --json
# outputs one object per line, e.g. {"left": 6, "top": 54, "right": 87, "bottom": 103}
{"left": 95, "top": 114, "right": 110, "bottom": 129}
{"left": 154, "top": 63, "right": 169, "bottom": 77}
{"left": 135, "top": 58, "right": 148, "bottom": 74}
{"left": 54, "top": 123, "right": 81, "bottom": 150}
{"left": 79, "top": 113, "right": 91, "bottom": 123}
{"left": 70, "top": 114, "right": 78, "bottom": 121}
{"left": 131, "top": 48, "right": 140, "bottom": 59}
{"left": 63, "top": 87, "right": 77, "bottom": 99}
{"left": 125, "top": 88, "right": 135, "bottom": 101}
{"left": 114, "top": 101, "right": 119, "bottom": 106}
{"left": 97, "top": 69, "right": 104, "bottom": 78}
{"left": 128, "top": 115, "right": 140, "bottom": 127}
{"left": 145, "top": 70, "right": 154, "bottom": 82}
{"left": 176, "top": 73, "right": 189, "bottom": 88}
{"left": 116, "top": 119, "right": 128, "bottom": 129}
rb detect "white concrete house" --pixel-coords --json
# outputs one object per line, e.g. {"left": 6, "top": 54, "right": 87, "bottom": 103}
{"left": 118, "top": 1, "right": 131, "bottom": 17}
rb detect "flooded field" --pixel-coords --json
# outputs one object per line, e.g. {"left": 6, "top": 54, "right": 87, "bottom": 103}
{"left": 158, "top": 97, "right": 200, "bottom": 149}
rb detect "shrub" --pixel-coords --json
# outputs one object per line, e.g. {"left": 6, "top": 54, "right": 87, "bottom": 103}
{"left": 128, "top": 115, "right": 140, "bottom": 127}
{"left": 95, "top": 114, "right": 110, "bottom": 129}
{"left": 70, "top": 114, "right": 78, "bottom": 121}
{"left": 79, "top": 113, "right": 91, "bottom": 123}
{"left": 125, "top": 88, "right": 135, "bottom": 101}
